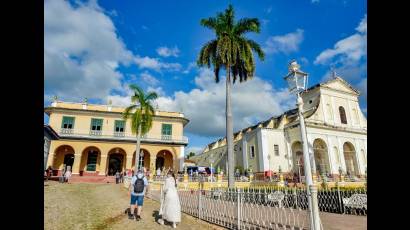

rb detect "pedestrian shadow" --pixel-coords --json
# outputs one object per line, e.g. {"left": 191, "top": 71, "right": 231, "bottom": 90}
{"left": 153, "top": 211, "right": 173, "bottom": 227}
{"left": 152, "top": 210, "right": 161, "bottom": 222}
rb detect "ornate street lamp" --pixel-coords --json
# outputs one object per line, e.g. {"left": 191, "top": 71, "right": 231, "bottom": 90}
{"left": 284, "top": 60, "right": 321, "bottom": 230}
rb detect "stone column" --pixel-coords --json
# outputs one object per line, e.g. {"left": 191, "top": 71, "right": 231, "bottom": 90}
{"left": 47, "top": 153, "right": 56, "bottom": 169}
{"left": 149, "top": 155, "right": 156, "bottom": 180}
{"left": 125, "top": 154, "right": 133, "bottom": 171}
{"left": 99, "top": 155, "right": 108, "bottom": 176}
{"left": 72, "top": 153, "right": 82, "bottom": 175}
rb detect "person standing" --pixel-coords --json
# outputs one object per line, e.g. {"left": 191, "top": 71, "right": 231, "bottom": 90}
{"left": 156, "top": 168, "right": 161, "bottom": 180}
{"left": 115, "top": 171, "right": 121, "bottom": 184}
{"left": 59, "top": 166, "right": 66, "bottom": 183}
{"left": 47, "top": 166, "right": 53, "bottom": 180}
{"left": 158, "top": 171, "right": 181, "bottom": 228}
{"left": 64, "top": 169, "right": 72, "bottom": 184}
{"left": 128, "top": 170, "right": 149, "bottom": 221}
{"left": 198, "top": 173, "right": 205, "bottom": 191}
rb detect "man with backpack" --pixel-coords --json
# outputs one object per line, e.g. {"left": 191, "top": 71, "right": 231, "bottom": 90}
{"left": 128, "top": 169, "right": 148, "bottom": 221}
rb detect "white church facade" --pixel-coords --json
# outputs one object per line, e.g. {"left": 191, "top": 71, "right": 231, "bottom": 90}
{"left": 191, "top": 76, "right": 367, "bottom": 179}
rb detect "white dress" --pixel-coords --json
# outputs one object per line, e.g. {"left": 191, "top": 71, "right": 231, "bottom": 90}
{"left": 160, "top": 177, "right": 181, "bottom": 223}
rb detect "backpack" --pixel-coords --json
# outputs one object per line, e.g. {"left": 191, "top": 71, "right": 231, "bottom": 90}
{"left": 134, "top": 176, "right": 145, "bottom": 193}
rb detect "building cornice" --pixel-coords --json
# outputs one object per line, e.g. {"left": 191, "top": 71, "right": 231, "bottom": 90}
{"left": 44, "top": 107, "right": 190, "bottom": 126}
{"left": 55, "top": 136, "right": 188, "bottom": 146}
{"left": 285, "top": 121, "right": 367, "bottom": 135}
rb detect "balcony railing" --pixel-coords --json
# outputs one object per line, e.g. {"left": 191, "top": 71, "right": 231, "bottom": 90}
{"left": 58, "top": 128, "right": 188, "bottom": 144}
{"left": 89, "top": 130, "right": 102, "bottom": 136}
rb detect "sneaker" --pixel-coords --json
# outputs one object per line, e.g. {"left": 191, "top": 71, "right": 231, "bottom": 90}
{"left": 136, "top": 215, "right": 141, "bottom": 221}
{"left": 128, "top": 213, "right": 134, "bottom": 220}
{"left": 172, "top": 223, "right": 176, "bottom": 228}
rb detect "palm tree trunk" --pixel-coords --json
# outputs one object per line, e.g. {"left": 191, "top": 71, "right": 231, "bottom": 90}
{"left": 135, "top": 124, "right": 142, "bottom": 173}
{"left": 226, "top": 64, "right": 234, "bottom": 188}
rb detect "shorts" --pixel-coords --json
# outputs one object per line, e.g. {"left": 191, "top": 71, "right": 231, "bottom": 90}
{"left": 130, "top": 194, "right": 144, "bottom": 206}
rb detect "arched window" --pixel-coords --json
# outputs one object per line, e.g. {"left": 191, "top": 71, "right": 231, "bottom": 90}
{"left": 339, "top": 106, "right": 347, "bottom": 124}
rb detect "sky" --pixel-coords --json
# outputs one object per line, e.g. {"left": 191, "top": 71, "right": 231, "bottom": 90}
{"left": 44, "top": 0, "right": 367, "bottom": 156}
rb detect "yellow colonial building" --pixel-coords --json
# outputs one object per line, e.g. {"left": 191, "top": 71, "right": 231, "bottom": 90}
{"left": 44, "top": 99, "right": 189, "bottom": 178}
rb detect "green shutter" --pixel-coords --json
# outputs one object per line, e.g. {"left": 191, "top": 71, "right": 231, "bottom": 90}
{"left": 115, "top": 120, "right": 125, "bottom": 132}
{"left": 86, "top": 151, "right": 98, "bottom": 171}
{"left": 62, "top": 116, "right": 75, "bottom": 129}
{"left": 161, "top": 124, "right": 172, "bottom": 135}
{"left": 90, "top": 118, "right": 103, "bottom": 131}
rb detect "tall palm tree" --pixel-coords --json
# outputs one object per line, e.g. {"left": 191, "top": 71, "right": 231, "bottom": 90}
{"left": 197, "top": 4, "right": 264, "bottom": 188}
{"left": 123, "top": 84, "right": 158, "bottom": 173}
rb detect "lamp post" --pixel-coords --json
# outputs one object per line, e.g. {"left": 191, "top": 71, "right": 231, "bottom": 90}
{"left": 296, "top": 160, "right": 302, "bottom": 184}
{"left": 267, "top": 154, "right": 271, "bottom": 182}
{"left": 284, "top": 60, "right": 321, "bottom": 230}
{"left": 209, "top": 153, "right": 214, "bottom": 184}
{"left": 139, "top": 151, "right": 144, "bottom": 171}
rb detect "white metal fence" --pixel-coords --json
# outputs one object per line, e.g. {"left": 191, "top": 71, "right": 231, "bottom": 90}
{"left": 136, "top": 177, "right": 367, "bottom": 229}
{"left": 148, "top": 185, "right": 311, "bottom": 229}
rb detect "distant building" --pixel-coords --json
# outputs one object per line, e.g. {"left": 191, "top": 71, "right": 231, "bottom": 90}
{"left": 191, "top": 77, "right": 367, "bottom": 178}
{"left": 44, "top": 124, "right": 59, "bottom": 171}
{"left": 44, "top": 100, "right": 189, "bottom": 177}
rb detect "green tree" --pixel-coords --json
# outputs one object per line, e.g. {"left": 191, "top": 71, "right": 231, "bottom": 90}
{"left": 187, "top": 152, "right": 196, "bottom": 159}
{"left": 197, "top": 4, "right": 264, "bottom": 188}
{"left": 123, "top": 84, "right": 158, "bottom": 173}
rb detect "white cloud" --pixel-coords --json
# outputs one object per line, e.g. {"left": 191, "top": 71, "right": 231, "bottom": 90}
{"left": 185, "top": 146, "right": 204, "bottom": 156}
{"left": 356, "top": 15, "right": 367, "bottom": 34}
{"left": 264, "top": 29, "right": 304, "bottom": 55}
{"left": 314, "top": 15, "right": 367, "bottom": 65}
{"left": 265, "top": 6, "right": 272, "bottom": 14}
{"left": 147, "top": 86, "right": 165, "bottom": 97}
{"left": 300, "top": 57, "right": 309, "bottom": 66}
{"left": 155, "top": 68, "right": 295, "bottom": 137}
{"left": 156, "top": 46, "right": 180, "bottom": 57}
{"left": 142, "top": 25, "right": 149, "bottom": 30}
{"left": 183, "top": 62, "right": 197, "bottom": 74}
{"left": 134, "top": 55, "right": 182, "bottom": 72}
{"left": 44, "top": 0, "right": 133, "bottom": 100}
{"left": 356, "top": 77, "right": 367, "bottom": 100}
{"left": 315, "top": 15, "right": 367, "bottom": 109}
{"left": 140, "top": 72, "right": 159, "bottom": 86}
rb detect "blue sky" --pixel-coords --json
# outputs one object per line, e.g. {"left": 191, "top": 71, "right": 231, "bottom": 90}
{"left": 44, "top": 0, "right": 367, "bottom": 155}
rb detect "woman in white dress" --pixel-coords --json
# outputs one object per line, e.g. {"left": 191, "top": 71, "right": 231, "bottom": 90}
{"left": 158, "top": 171, "right": 181, "bottom": 228}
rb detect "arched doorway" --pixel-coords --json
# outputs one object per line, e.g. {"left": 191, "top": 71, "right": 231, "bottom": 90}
{"left": 53, "top": 145, "right": 75, "bottom": 176}
{"left": 108, "top": 154, "right": 123, "bottom": 175}
{"left": 313, "top": 139, "right": 330, "bottom": 175}
{"left": 131, "top": 149, "right": 150, "bottom": 171}
{"left": 108, "top": 148, "right": 126, "bottom": 175}
{"left": 80, "top": 146, "right": 101, "bottom": 175}
{"left": 63, "top": 154, "right": 75, "bottom": 171}
{"left": 156, "top": 150, "right": 173, "bottom": 171}
{"left": 343, "top": 142, "right": 359, "bottom": 176}
{"left": 291, "top": 142, "right": 304, "bottom": 176}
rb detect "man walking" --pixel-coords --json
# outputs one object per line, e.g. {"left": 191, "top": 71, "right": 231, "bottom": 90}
{"left": 128, "top": 170, "right": 149, "bottom": 221}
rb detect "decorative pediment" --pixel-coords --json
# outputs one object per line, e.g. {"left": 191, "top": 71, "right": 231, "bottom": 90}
{"left": 322, "top": 77, "right": 360, "bottom": 95}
